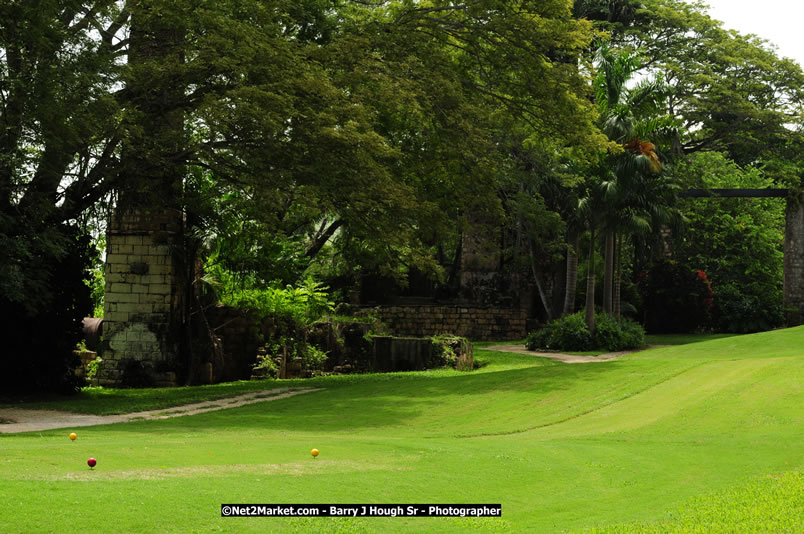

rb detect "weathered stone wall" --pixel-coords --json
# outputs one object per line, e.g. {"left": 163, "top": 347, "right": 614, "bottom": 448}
{"left": 73, "top": 350, "right": 98, "bottom": 382}
{"left": 784, "top": 200, "right": 804, "bottom": 325}
{"left": 205, "top": 306, "right": 263, "bottom": 382}
{"left": 99, "top": 209, "right": 183, "bottom": 387}
{"left": 368, "top": 305, "right": 527, "bottom": 340}
{"left": 371, "top": 336, "right": 473, "bottom": 372}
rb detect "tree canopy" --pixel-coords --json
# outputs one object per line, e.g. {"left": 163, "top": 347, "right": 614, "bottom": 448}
{"left": 3, "top": 0, "right": 804, "bottom": 391}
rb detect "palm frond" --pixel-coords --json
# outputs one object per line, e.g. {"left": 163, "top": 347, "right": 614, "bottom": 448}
{"left": 625, "top": 75, "right": 667, "bottom": 116}
{"left": 632, "top": 116, "right": 680, "bottom": 145}
{"left": 594, "top": 43, "right": 641, "bottom": 110}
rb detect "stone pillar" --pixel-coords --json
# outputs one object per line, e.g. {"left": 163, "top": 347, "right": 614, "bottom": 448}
{"left": 784, "top": 199, "right": 804, "bottom": 325}
{"left": 99, "top": 209, "right": 184, "bottom": 386}
{"left": 460, "top": 217, "right": 502, "bottom": 305}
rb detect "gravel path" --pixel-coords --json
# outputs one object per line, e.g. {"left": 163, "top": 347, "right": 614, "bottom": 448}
{"left": 0, "top": 387, "right": 322, "bottom": 434}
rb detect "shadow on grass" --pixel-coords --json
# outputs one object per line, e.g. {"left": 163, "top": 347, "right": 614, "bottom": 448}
{"left": 104, "top": 357, "right": 674, "bottom": 434}
{"left": 0, "top": 348, "right": 536, "bottom": 414}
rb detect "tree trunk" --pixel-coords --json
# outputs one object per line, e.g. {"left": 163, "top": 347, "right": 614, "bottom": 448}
{"left": 529, "top": 241, "right": 552, "bottom": 322}
{"left": 585, "top": 226, "right": 596, "bottom": 334}
{"left": 305, "top": 219, "right": 344, "bottom": 258}
{"left": 447, "top": 230, "right": 463, "bottom": 289}
{"left": 0, "top": 41, "right": 24, "bottom": 211}
{"left": 125, "top": 6, "right": 186, "bottom": 208}
{"left": 563, "top": 232, "right": 580, "bottom": 316}
{"left": 603, "top": 231, "right": 614, "bottom": 315}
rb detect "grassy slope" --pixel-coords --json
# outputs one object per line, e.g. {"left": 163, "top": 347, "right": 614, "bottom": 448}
{"left": 0, "top": 329, "right": 802, "bottom": 533}
{"left": 643, "top": 333, "right": 738, "bottom": 346}
{"left": 0, "top": 334, "right": 733, "bottom": 416}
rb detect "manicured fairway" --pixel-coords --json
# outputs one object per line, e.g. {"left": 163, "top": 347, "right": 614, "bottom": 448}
{"left": 1, "top": 328, "right": 802, "bottom": 533}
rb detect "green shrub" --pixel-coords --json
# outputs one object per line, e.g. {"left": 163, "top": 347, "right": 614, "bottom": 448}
{"left": 252, "top": 351, "right": 279, "bottom": 379}
{"left": 257, "top": 337, "right": 329, "bottom": 376}
{"left": 527, "top": 312, "right": 592, "bottom": 352}
{"left": 526, "top": 311, "right": 645, "bottom": 352}
{"left": 302, "top": 345, "right": 328, "bottom": 371}
{"left": 617, "top": 317, "right": 646, "bottom": 349}
{"left": 594, "top": 314, "right": 645, "bottom": 351}
{"left": 552, "top": 312, "right": 594, "bottom": 351}
{"left": 431, "top": 335, "right": 470, "bottom": 368}
{"left": 86, "top": 357, "right": 102, "bottom": 381}
{"left": 593, "top": 313, "right": 622, "bottom": 351}
{"left": 222, "top": 278, "right": 334, "bottom": 325}
{"left": 713, "top": 283, "right": 784, "bottom": 334}
{"left": 525, "top": 328, "right": 553, "bottom": 351}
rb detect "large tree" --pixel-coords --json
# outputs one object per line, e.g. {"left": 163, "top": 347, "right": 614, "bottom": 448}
{"left": 0, "top": 1, "right": 126, "bottom": 393}
{"left": 625, "top": 0, "right": 804, "bottom": 169}
{"left": 1, "top": 0, "right": 607, "bottom": 391}
{"left": 570, "top": 0, "right": 804, "bottom": 328}
{"left": 194, "top": 0, "right": 610, "bottom": 295}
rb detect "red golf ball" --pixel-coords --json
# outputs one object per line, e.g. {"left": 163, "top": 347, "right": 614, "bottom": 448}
{"left": 87, "top": 457, "right": 97, "bottom": 468}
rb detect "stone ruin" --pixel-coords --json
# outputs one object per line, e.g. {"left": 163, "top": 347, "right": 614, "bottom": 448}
{"left": 97, "top": 209, "right": 183, "bottom": 387}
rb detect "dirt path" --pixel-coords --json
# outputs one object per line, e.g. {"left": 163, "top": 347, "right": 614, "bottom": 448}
{"left": 0, "top": 387, "right": 322, "bottom": 434}
{"left": 484, "top": 344, "right": 659, "bottom": 363}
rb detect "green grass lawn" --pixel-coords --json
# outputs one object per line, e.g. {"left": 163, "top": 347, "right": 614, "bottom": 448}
{"left": 644, "top": 333, "right": 740, "bottom": 346}
{"left": 1, "top": 328, "right": 802, "bottom": 533}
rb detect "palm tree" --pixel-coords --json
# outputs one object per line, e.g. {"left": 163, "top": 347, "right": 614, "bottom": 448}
{"left": 542, "top": 166, "right": 586, "bottom": 319}
{"left": 577, "top": 170, "right": 610, "bottom": 333}
{"left": 563, "top": 229, "right": 581, "bottom": 316}
{"left": 578, "top": 44, "right": 680, "bottom": 328}
{"left": 595, "top": 45, "right": 680, "bottom": 316}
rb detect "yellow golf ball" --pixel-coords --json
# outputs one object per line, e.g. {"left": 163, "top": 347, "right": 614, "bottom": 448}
{"left": 311, "top": 448, "right": 319, "bottom": 458}
{"left": 69, "top": 433, "right": 77, "bottom": 441}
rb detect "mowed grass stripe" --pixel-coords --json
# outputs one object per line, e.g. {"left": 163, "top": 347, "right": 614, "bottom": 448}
{"left": 165, "top": 357, "right": 698, "bottom": 439}
{"left": 522, "top": 357, "right": 785, "bottom": 440}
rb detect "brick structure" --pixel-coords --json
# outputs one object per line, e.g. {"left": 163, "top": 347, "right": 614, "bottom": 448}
{"left": 784, "top": 199, "right": 804, "bottom": 325}
{"left": 99, "top": 209, "right": 184, "bottom": 386}
{"left": 369, "top": 305, "right": 527, "bottom": 341}
{"left": 460, "top": 215, "right": 507, "bottom": 305}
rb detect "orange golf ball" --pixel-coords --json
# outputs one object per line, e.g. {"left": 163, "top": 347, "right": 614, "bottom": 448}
{"left": 69, "top": 433, "right": 77, "bottom": 441}
{"left": 311, "top": 448, "right": 319, "bottom": 458}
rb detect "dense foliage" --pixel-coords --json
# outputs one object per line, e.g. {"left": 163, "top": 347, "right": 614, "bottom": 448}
{"left": 3, "top": 1, "right": 804, "bottom": 391}
{"left": 638, "top": 260, "right": 713, "bottom": 334}
{"left": 670, "top": 153, "right": 785, "bottom": 332}
{"left": 0, "top": 224, "right": 94, "bottom": 393}
{"left": 526, "top": 311, "right": 645, "bottom": 352}
{"left": 217, "top": 279, "right": 334, "bottom": 326}
{"left": 569, "top": 0, "right": 801, "bottom": 334}
{"left": 1, "top": 1, "right": 605, "bottom": 390}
